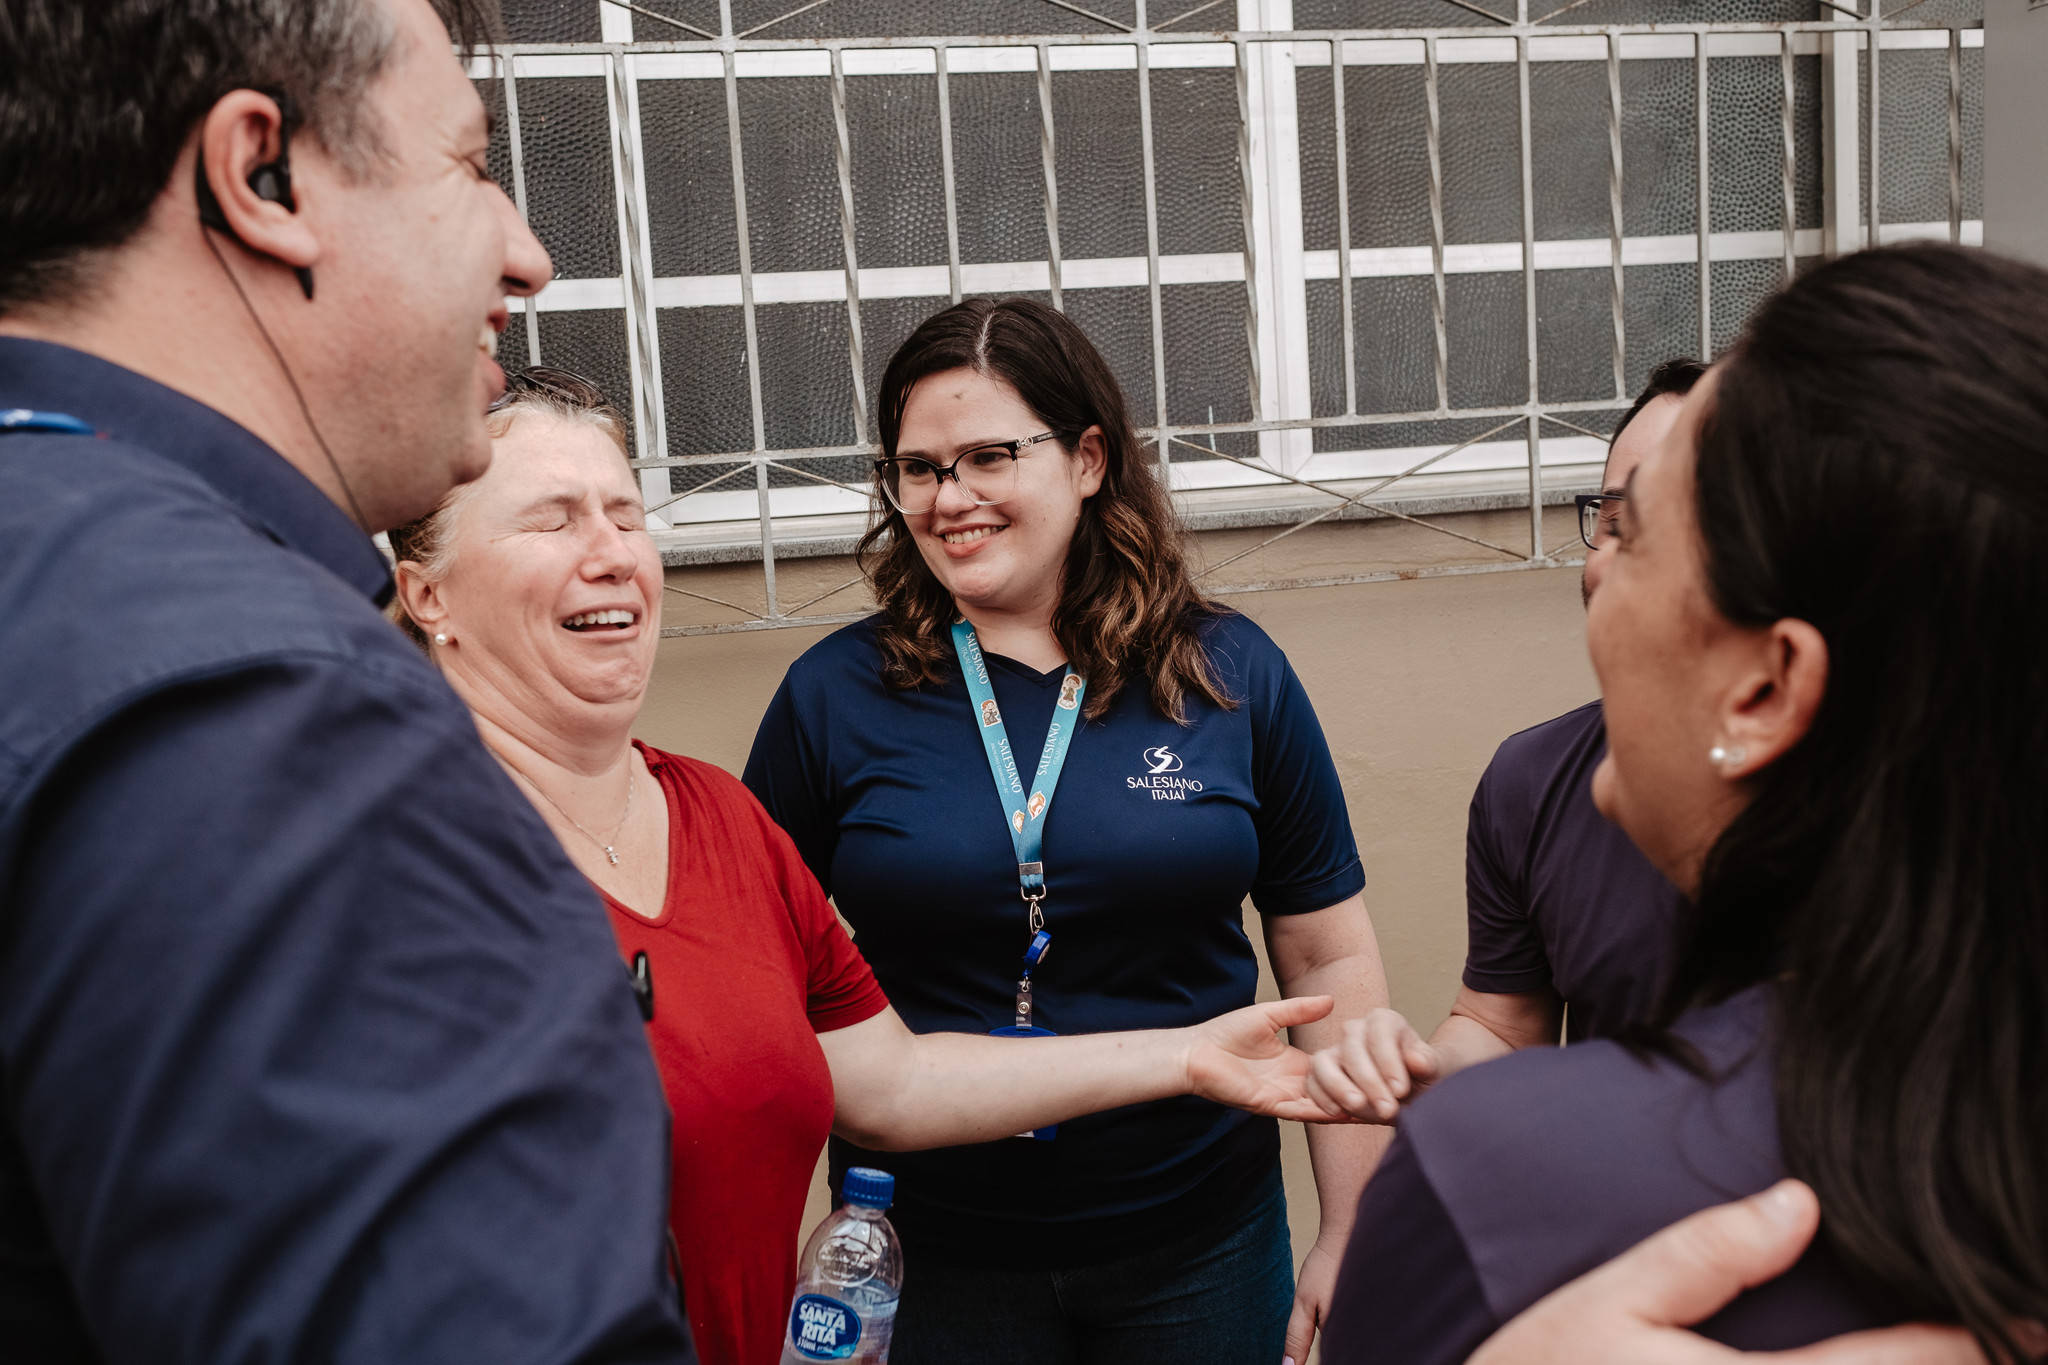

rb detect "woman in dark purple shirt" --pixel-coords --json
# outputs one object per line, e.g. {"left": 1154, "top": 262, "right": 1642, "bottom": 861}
{"left": 1315, "top": 243, "right": 2048, "bottom": 1362}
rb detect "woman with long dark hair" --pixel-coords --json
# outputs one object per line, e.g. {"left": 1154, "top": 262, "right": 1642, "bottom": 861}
{"left": 743, "top": 298, "right": 1392, "bottom": 1364}
{"left": 1313, "top": 243, "right": 2048, "bottom": 1360}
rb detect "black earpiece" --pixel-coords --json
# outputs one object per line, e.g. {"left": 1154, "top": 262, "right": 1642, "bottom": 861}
{"left": 195, "top": 91, "right": 315, "bottom": 301}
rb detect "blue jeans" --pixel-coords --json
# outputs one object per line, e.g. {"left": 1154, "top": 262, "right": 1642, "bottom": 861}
{"left": 888, "top": 1173, "right": 1294, "bottom": 1365}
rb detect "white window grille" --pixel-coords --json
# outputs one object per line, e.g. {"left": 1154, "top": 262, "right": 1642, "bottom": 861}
{"left": 474, "top": 0, "right": 1983, "bottom": 635}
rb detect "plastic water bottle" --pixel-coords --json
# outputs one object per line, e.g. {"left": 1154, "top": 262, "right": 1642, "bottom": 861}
{"left": 780, "top": 1167, "right": 903, "bottom": 1363}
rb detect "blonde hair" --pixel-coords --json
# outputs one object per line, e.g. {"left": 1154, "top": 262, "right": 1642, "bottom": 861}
{"left": 385, "top": 367, "right": 632, "bottom": 649}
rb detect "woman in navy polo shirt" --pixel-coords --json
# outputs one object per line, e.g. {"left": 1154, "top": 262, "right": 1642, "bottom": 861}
{"left": 1314, "top": 245, "right": 2048, "bottom": 1359}
{"left": 744, "top": 299, "right": 1392, "bottom": 1364}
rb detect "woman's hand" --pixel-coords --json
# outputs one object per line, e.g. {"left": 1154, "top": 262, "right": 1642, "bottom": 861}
{"left": 1305, "top": 1008, "right": 1446, "bottom": 1123}
{"left": 1180, "top": 996, "right": 1359, "bottom": 1123}
{"left": 1283, "top": 1233, "right": 1347, "bottom": 1365}
{"left": 1471, "top": 1180, "right": 1993, "bottom": 1365}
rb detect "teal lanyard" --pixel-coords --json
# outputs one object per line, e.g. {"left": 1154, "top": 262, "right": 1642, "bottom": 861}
{"left": 951, "top": 619, "right": 1086, "bottom": 1028}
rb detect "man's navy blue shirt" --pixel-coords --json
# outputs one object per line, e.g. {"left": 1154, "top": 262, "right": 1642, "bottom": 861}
{"left": 743, "top": 612, "right": 1364, "bottom": 1269}
{"left": 1463, "top": 700, "right": 1687, "bottom": 1040}
{"left": 0, "top": 339, "right": 692, "bottom": 1364}
{"left": 1321, "top": 987, "right": 1897, "bottom": 1363}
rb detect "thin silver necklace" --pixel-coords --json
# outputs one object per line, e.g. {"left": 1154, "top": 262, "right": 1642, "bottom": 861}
{"left": 500, "top": 755, "right": 636, "bottom": 866}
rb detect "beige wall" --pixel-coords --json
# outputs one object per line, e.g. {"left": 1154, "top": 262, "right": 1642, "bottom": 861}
{"left": 634, "top": 509, "right": 1599, "bottom": 1358}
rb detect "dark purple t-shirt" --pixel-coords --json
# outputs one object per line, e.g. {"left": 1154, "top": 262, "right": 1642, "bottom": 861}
{"left": 1464, "top": 699, "right": 1686, "bottom": 1039}
{"left": 1322, "top": 987, "right": 1896, "bottom": 1364}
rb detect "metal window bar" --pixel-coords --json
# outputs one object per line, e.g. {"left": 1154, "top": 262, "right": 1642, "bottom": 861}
{"left": 717, "top": 26, "right": 779, "bottom": 620}
{"left": 1037, "top": 43, "right": 1065, "bottom": 312}
{"left": 607, "top": 46, "right": 669, "bottom": 483}
{"left": 1695, "top": 30, "right": 1712, "bottom": 359}
{"left": 1233, "top": 32, "right": 1264, "bottom": 443}
{"left": 829, "top": 46, "right": 870, "bottom": 449}
{"left": 1782, "top": 31, "right": 1798, "bottom": 282}
{"left": 1139, "top": 18, "right": 1173, "bottom": 475}
{"left": 1330, "top": 42, "right": 1357, "bottom": 419}
{"left": 1517, "top": 23, "right": 1542, "bottom": 560}
{"left": 1866, "top": 3, "right": 1882, "bottom": 253}
{"left": 481, "top": 6, "right": 1980, "bottom": 638}
{"left": 1606, "top": 29, "right": 1625, "bottom": 402}
{"left": 1949, "top": 26, "right": 1963, "bottom": 246}
{"left": 497, "top": 53, "right": 543, "bottom": 367}
{"left": 1424, "top": 35, "right": 1449, "bottom": 414}
{"left": 936, "top": 46, "right": 964, "bottom": 304}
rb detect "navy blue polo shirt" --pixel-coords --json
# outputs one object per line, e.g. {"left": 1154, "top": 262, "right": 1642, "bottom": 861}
{"left": 1321, "top": 987, "right": 1897, "bottom": 1363}
{"left": 1464, "top": 700, "right": 1687, "bottom": 1040}
{"left": 0, "top": 339, "right": 693, "bottom": 1364}
{"left": 742, "top": 612, "right": 1364, "bottom": 1269}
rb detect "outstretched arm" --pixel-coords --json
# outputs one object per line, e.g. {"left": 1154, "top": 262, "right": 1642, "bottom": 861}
{"left": 816, "top": 995, "right": 1348, "bottom": 1152}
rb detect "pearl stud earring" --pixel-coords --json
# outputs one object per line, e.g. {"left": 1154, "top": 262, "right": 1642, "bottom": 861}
{"left": 1709, "top": 743, "right": 1746, "bottom": 767}
{"left": 434, "top": 632, "right": 449, "bottom": 646}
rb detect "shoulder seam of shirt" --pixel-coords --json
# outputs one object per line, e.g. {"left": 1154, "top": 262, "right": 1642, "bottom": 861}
{"left": 0, "top": 645, "right": 463, "bottom": 825}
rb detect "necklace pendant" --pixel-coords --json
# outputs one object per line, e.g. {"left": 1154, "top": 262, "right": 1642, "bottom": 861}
{"left": 604, "top": 846, "right": 620, "bottom": 866}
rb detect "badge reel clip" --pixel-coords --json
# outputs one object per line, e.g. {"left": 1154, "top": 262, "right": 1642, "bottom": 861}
{"left": 990, "top": 918, "right": 1057, "bottom": 1140}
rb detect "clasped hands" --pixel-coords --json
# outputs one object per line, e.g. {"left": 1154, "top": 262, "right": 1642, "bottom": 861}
{"left": 1179, "top": 998, "right": 1438, "bottom": 1125}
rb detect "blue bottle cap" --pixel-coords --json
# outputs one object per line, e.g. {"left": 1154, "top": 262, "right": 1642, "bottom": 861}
{"left": 841, "top": 1167, "right": 895, "bottom": 1210}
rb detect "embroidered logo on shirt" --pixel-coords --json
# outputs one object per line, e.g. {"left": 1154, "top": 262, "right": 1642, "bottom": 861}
{"left": 1128, "top": 746, "right": 1204, "bottom": 800}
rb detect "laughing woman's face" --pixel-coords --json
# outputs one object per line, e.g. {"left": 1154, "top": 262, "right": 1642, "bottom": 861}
{"left": 425, "top": 412, "right": 664, "bottom": 731}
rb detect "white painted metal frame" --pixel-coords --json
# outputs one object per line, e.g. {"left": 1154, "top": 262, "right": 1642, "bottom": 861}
{"left": 484, "top": 1, "right": 1984, "bottom": 636}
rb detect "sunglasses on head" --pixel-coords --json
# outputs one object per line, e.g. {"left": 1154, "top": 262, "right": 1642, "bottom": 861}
{"left": 490, "top": 366, "right": 611, "bottom": 413}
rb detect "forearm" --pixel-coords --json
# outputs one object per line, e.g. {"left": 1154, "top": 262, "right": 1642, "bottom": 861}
{"left": 1424, "top": 1010, "right": 1523, "bottom": 1078}
{"left": 1425, "top": 985, "right": 1564, "bottom": 1081}
{"left": 1305, "top": 1119, "right": 1394, "bottom": 1246}
{"left": 1271, "top": 902, "right": 1395, "bottom": 1242}
{"left": 833, "top": 1026, "right": 1189, "bottom": 1151}
{"left": 1280, "top": 962, "right": 1393, "bottom": 1244}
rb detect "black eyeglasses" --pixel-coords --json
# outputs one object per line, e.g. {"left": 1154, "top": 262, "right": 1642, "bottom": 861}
{"left": 874, "top": 432, "right": 1062, "bottom": 515}
{"left": 1576, "top": 492, "right": 1625, "bottom": 550}
{"left": 491, "top": 365, "right": 611, "bottom": 413}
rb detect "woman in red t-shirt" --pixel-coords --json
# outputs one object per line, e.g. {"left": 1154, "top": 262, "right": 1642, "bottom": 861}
{"left": 386, "top": 369, "right": 1352, "bottom": 1365}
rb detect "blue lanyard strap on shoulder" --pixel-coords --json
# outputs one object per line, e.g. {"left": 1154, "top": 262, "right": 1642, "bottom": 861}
{"left": 950, "top": 619, "right": 1085, "bottom": 945}
{"left": 0, "top": 410, "right": 95, "bottom": 436}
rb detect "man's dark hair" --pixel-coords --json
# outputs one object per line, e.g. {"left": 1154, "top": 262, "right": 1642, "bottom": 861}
{"left": 1611, "top": 356, "right": 1709, "bottom": 443}
{"left": 1650, "top": 244, "right": 2048, "bottom": 1359}
{"left": 0, "top": 0, "right": 500, "bottom": 311}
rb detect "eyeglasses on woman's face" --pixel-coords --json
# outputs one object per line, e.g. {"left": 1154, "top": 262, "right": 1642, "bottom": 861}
{"left": 1577, "top": 492, "right": 1626, "bottom": 550}
{"left": 874, "top": 432, "right": 1063, "bottom": 516}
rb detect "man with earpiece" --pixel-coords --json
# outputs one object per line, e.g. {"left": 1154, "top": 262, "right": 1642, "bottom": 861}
{"left": 0, "top": 2, "right": 695, "bottom": 1361}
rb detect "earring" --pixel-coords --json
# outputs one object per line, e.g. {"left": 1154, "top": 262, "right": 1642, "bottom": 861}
{"left": 1709, "top": 743, "right": 1746, "bottom": 767}
{"left": 434, "top": 632, "right": 449, "bottom": 646}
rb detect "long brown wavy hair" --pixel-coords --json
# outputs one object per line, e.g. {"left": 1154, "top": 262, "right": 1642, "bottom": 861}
{"left": 858, "top": 297, "right": 1232, "bottom": 723}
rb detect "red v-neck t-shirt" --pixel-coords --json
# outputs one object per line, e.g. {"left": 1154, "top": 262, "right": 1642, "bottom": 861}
{"left": 596, "top": 743, "right": 890, "bottom": 1365}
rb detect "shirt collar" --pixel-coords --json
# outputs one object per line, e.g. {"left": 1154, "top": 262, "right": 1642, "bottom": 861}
{"left": 0, "top": 336, "right": 394, "bottom": 606}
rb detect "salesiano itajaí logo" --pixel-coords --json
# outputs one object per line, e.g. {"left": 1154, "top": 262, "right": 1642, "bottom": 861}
{"left": 1127, "top": 746, "right": 1203, "bottom": 800}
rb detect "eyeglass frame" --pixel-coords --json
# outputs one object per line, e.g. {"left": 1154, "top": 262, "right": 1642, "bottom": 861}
{"left": 1575, "top": 492, "right": 1626, "bottom": 550}
{"left": 872, "top": 431, "right": 1064, "bottom": 515}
